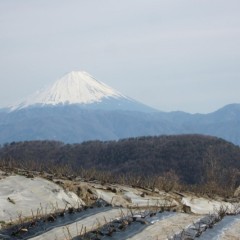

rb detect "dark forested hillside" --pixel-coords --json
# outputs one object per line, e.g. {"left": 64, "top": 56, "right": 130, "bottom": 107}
{"left": 0, "top": 134, "right": 240, "bottom": 189}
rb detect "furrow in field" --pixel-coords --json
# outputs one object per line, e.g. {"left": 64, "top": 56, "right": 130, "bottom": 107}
{"left": 219, "top": 218, "right": 240, "bottom": 240}
{"left": 126, "top": 213, "right": 202, "bottom": 240}
{"left": 29, "top": 208, "right": 127, "bottom": 240}
{"left": 198, "top": 216, "right": 240, "bottom": 240}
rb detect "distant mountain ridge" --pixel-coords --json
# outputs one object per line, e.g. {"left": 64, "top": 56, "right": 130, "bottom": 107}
{"left": 0, "top": 71, "right": 240, "bottom": 145}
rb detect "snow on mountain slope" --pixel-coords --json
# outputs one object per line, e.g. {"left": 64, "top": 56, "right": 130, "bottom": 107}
{"left": 10, "top": 71, "right": 129, "bottom": 110}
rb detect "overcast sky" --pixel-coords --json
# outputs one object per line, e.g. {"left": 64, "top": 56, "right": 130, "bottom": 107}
{"left": 0, "top": 0, "right": 240, "bottom": 113}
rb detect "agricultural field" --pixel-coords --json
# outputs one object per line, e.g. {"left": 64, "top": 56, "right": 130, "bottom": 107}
{"left": 0, "top": 169, "right": 239, "bottom": 240}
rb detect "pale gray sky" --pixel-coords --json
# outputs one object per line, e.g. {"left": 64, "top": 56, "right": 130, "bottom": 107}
{"left": 0, "top": 0, "right": 240, "bottom": 113}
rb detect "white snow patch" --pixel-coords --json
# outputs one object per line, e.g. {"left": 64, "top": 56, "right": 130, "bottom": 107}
{"left": 95, "top": 189, "right": 117, "bottom": 204}
{"left": 0, "top": 175, "right": 83, "bottom": 222}
{"left": 94, "top": 184, "right": 177, "bottom": 208}
{"left": 182, "top": 196, "right": 233, "bottom": 215}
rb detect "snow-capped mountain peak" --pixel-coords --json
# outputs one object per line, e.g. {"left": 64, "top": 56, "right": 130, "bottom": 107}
{"left": 10, "top": 71, "right": 128, "bottom": 110}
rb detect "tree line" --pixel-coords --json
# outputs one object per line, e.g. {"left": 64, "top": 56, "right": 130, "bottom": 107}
{"left": 0, "top": 134, "right": 240, "bottom": 196}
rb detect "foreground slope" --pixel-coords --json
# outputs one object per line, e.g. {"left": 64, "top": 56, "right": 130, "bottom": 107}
{"left": 0, "top": 168, "right": 239, "bottom": 240}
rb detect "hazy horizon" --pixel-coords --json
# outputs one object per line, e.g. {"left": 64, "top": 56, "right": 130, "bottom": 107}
{"left": 1, "top": 0, "right": 240, "bottom": 113}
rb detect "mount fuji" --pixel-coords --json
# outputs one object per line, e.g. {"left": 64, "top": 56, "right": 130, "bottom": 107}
{"left": 10, "top": 71, "right": 154, "bottom": 112}
{"left": 0, "top": 71, "right": 240, "bottom": 145}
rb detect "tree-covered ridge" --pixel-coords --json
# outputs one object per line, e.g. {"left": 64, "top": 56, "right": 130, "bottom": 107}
{"left": 1, "top": 134, "right": 240, "bottom": 190}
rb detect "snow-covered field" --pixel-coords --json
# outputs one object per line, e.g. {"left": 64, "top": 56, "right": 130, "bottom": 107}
{"left": 0, "top": 175, "right": 82, "bottom": 222}
{"left": 0, "top": 170, "right": 239, "bottom": 240}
